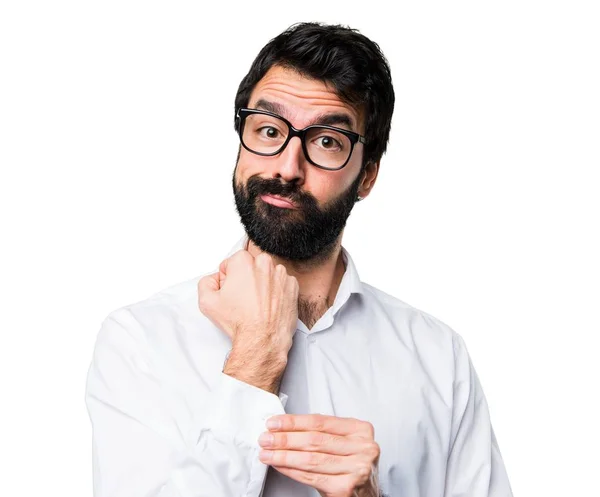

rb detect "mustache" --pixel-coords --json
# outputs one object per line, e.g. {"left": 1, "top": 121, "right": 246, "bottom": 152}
{"left": 246, "top": 176, "right": 317, "bottom": 207}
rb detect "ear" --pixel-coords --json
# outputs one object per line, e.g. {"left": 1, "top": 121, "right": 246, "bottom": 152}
{"left": 357, "top": 160, "right": 380, "bottom": 200}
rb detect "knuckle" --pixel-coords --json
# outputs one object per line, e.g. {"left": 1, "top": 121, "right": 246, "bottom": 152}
{"left": 308, "top": 431, "right": 325, "bottom": 449}
{"left": 356, "top": 462, "right": 371, "bottom": 480}
{"left": 313, "top": 473, "right": 330, "bottom": 487}
{"left": 275, "top": 263, "right": 287, "bottom": 274}
{"left": 303, "top": 471, "right": 321, "bottom": 487}
{"left": 315, "top": 474, "right": 336, "bottom": 494}
{"left": 368, "top": 441, "right": 381, "bottom": 460}
{"left": 312, "top": 414, "right": 325, "bottom": 431}
{"left": 286, "top": 416, "right": 296, "bottom": 431}
{"left": 361, "top": 420, "right": 375, "bottom": 439}
{"left": 327, "top": 433, "right": 342, "bottom": 448}
{"left": 255, "top": 252, "right": 273, "bottom": 264}
{"left": 228, "top": 251, "right": 247, "bottom": 268}
{"left": 274, "top": 449, "right": 287, "bottom": 466}
{"left": 277, "top": 432, "right": 288, "bottom": 448}
{"left": 231, "top": 250, "right": 245, "bottom": 261}
{"left": 308, "top": 451, "right": 323, "bottom": 468}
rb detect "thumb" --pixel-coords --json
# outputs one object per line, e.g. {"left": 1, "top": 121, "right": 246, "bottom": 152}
{"left": 197, "top": 271, "right": 221, "bottom": 312}
{"left": 219, "top": 258, "right": 228, "bottom": 287}
{"left": 199, "top": 271, "right": 221, "bottom": 292}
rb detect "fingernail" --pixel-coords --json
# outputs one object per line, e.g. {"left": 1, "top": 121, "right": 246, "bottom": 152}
{"left": 266, "top": 417, "right": 281, "bottom": 430}
{"left": 258, "top": 432, "right": 274, "bottom": 447}
{"left": 259, "top": 449, "right": 272, "bottom": 462}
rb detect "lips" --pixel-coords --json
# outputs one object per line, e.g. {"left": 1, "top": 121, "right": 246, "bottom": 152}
{"left": 260, "top": 194, "right": 297, "bottom": 209}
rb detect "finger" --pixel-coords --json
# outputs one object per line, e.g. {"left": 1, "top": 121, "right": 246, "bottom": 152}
{"left": 198, "top": 272, "right": 220, "bottom": 293}
{"left": 269, "top": 466, "right": 336, "bottom": 493}
{"left": 260, "top": 450, "right": 371, "bottom": 477}
{"left": 218, "top": 259, "right": 228, "bottom": 286}
{"left": 254, "top": 251, "right": 274, "bottom": 272}
{"left": 219, "top": 258, "right": 228, "bottom": 277}
{"left": 267, "top": 414, "right": 374, "bottom": 438}
{"left": 286, "top": 273, "right": 299, "bottom": 297}
{"left": 197, "top": 272, "right": 220, "bottom": 313}
{"left": 259, "top": 430, "right": 377, "bottom": 457}
{"left": 227, "top": 249, "right": 254, "bottom": 272}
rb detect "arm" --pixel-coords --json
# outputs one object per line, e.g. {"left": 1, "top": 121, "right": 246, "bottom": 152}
{"left": 443, "top": 333, "right": 513, "bottom": 497}
{"left": 85, "top": 309, "right": 286, "bottom": 497}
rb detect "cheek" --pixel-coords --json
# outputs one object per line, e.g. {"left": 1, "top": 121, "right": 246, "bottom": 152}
{"left": 235, "top": 150, "right": 357, "bottom": 203}
{"left": 306, "top": 173, "right": 351, "bottom": 204}
{"left": 236, "top": 149, "right": 278, "bottom": 182}
{"left": 235, "top": 150, "right": 257, "bottom": 183}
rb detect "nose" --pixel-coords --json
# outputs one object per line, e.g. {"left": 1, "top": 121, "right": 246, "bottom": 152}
{"left": 271, "top": 136, "right": 306, "bottom": 185}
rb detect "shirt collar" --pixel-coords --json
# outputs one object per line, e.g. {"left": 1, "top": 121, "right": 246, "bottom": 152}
{"left": 225, "top": 233, "right": 363, "bottom": 333}
{"left": 225, "top": 233, "right": 364, "bottom": 297}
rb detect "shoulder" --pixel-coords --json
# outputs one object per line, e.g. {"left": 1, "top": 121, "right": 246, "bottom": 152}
{"left": 360, "top": 281, "right": 460, "bottom": 343}
{"left": 97, "top": 269, "right": 217, "bottom": 348}
{"left": 107, "top": 274, "right": 201, "bottom": 322}
{"left": 358, "top": 282, "right": 468, "bottom": 374}
{"left": 358, "top": 283, "right": 474, "bottom": 409}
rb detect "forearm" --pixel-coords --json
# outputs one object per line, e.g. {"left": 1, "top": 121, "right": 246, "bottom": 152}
{"left": 87, "top": 311, "right": 288, "bottom": 497}
{"left": 223, "top": 344, "right": 288, "bottom": 394}
{"left": 88, "top": 370, "right": 287, "bottom": 497}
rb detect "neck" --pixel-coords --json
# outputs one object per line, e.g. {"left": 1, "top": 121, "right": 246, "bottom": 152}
{"left": 245, "top": 236, "right": 346, "bottom": 326}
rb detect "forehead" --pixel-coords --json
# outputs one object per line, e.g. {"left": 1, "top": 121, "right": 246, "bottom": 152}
{"left": 248, "top": 65, "right": 364, "bottom": 133}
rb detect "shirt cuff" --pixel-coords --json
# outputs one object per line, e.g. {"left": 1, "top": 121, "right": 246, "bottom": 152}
{"left": 202, "top": 372, "right": 287, "bottom": 447}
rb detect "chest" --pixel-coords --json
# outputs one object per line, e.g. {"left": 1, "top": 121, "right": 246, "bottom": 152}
{"left": 278, "top": 329, "right": 453, "bottom": 496}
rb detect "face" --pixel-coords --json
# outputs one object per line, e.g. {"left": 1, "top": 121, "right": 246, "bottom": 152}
{"left": 233, "top": 65, "right": 375, "bottom": 262}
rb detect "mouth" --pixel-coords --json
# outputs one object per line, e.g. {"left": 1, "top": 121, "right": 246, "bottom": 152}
{"left": 260, "top": 194, "right": 298, "bottom": 209}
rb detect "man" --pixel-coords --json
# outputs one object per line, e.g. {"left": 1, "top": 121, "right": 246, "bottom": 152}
{"left": 85, "top": 22, "right": 513, "bottom": 497}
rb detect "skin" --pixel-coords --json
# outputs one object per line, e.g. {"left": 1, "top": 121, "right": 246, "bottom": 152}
{"left": 235, "top": 65, "right": 379, "bottom": 313}
{"left": 198, "top": 65, "right": 381, "bottom": 497}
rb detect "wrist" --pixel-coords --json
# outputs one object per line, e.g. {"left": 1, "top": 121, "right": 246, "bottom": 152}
{"left": 227, "top": 340, "right": 289, "bottom": 371}
{"left": 223, "top": 348, "right": 287, "bottom": 394}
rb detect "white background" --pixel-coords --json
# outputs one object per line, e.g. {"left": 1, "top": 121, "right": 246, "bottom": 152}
{"left": 1, "top": 1, "right": 599, "bottom": 496}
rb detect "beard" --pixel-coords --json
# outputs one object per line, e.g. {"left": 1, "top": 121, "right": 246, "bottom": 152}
{"left": 232, "top": 165, "right": 362, "bottom": 262}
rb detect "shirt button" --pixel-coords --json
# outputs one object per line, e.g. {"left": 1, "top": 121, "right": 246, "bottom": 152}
{"left": 308, "top": 336, "right": 317, "bottom": 344}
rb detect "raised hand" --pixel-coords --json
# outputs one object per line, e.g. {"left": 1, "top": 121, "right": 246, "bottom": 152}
{"left": 197, "top": 249, "right": 299, "bottom": 394}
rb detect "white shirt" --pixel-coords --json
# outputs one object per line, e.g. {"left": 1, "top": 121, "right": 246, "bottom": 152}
{"left": 85, "top": 235, "right": 513, "bottom": 497}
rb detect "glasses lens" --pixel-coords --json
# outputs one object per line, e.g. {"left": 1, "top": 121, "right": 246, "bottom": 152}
{"left": 305, "top": 127, "right": 352, "bottom": 169}
{"left": 242, "top": 113, "right": 289, "bottom": 155}
{"left": 240, "top": 112, "right": 354, "bottom": 169}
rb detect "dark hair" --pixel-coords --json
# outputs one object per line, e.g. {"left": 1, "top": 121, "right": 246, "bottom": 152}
{"left": 234, "top": 22, "right": 395, "bottom": 169}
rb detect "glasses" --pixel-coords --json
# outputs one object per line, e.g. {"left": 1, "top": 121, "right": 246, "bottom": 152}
{"left": 235, "top": 108, "right": 366, "bottom": 171}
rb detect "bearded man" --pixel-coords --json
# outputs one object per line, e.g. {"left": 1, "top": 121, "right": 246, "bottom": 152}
{"left": 85, "top": 21, "right": 513, "bottom": 497}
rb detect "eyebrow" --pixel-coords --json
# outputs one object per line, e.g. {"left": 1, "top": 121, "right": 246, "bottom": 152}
{"left": 254, "top": 98, "right": 357, "bottom": 132}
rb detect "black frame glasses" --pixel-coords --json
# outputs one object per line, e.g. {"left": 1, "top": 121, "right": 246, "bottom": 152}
{"left": 235, "top": 107, "right": 367, "bottom": 171}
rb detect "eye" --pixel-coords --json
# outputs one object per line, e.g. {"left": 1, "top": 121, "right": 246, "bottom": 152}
{"left": 315, "top": 135, "right": 344, "bottom": 151}
{"left": 257, "top": 126, "right": 283, "bottom": 140}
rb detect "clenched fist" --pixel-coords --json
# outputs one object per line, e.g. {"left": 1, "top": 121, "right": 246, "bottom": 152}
{"left": 198, "top": 249, "right": 299, "bottom": 393}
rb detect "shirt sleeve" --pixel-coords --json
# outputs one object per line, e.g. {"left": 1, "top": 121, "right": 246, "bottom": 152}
{"left": 443, "top": 333, "right": 513, "bottom": 497}
{"left": 85, "top": 308, "right": 286, "bottom": 497}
